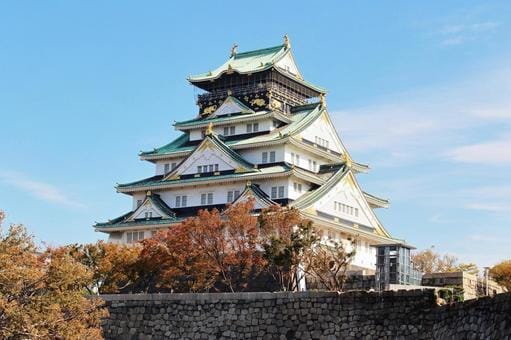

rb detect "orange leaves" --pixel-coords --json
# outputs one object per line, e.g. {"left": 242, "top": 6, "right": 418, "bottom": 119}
{"left": 490, "top": 260, "right": 511, "bottom": 291}
{"left": 0, "top": 213, "right": 107, "bottom": 339}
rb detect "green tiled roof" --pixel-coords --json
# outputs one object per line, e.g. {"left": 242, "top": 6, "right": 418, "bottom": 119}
{"left": 174, "top": 111, "right": 271, "bottom": 129}
{"left": 188, "top": 44, "right": 326, "bottom": 94}
{"left": 189, "top": 45, "right": 287, "bottom": 82}
{"left": 232, "top": 182, "right": 276, "bottom": 208}
{"left": 140, "top": 103, "right": 323, "bottom": 159}
{"left": 95, "top": 217, "right": 181, "bottom": 229}
{"left": 291, "top": 164, "right": 349, "bottom": 210}
{"left": 201, "top": 133, "right": 255, "bottom": 170}
{"left": 117, "top": 164, "right": 293, "bottom": 192}
{"left": 94, "top": 193, "right": 178, "bottom": 228}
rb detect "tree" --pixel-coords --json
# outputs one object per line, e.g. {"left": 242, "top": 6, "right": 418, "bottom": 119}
{"left": 411, "top": 247, "right": 479, "bottom": 275}
{"left": 259, "top": 205, "right": 317, "bottom": 291}
{"left": 303, "top": 238, "right": 357, "bottom": 292}
{"left": 0, "top": 212, "right": 107, "bottom": 339}
{"left": 490, "top": 260, "right": 511, "bottom": 291}
{"left": 137, "top": 199, "right": 265, "bottom": 293}
{"left": 67, "top": 241, "right": 142, "bottom": 294}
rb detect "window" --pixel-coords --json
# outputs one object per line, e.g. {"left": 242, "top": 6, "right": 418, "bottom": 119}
{"left": 223, "top": 125, "right": 236, "bottom": 136}
{"left": 201, "top": 129, "right": 206, "bottom": 138}
{"left": 271, "top": 187, "right": 277, "bottom": 199}
{"left": 293, "top": 182, "right": 302, "bottom": 193}
{"left": 315, "top": 136, "right": 330, "bottom": 149}
{"left": 308, "top": 159, "right": 317, "bottom": 172}
{"left": 278, "top": 186, "right": 284, "bottom": 198}
{"left": 269, "top": 151, "right": 276, "bottom": 162}
{"left": 127, "top": 231, "right": 145, "bottom": 244}
{"left": 164, "top": 163, "right": 170, "bottom": 174}
{"left": 334, "top": 201, "right": 358, "bottom": 217}
{"left": 246, "top": 124, "right": 252, "bottom": 133}
{"left": 201, "top": 193, "right": 214, "bottom": 205}
{"left": 227, "top": 190, "right": 241, "bottom": 203}
{"left": 198, "top": 164, "right": 218, "bottom": 174}
{"left": 136, "top": 200, "right": 142, "bottom": 208}
{"left": 262, "top": 152, "right": 268, "bottom": 163}
{"left": 290, "top": 153, "right": 299, "bottom": 166}
{"left": 144, "top": 211, "right": 153, "bottom": 219}
{"left": 175, "top": 195, "right": 187, "bottom": 208}
{"left": 171, "top": 162, "right": 177, "bottom": 170}
{"left": 253, "top": 122, "right": 259, "bottom": 132}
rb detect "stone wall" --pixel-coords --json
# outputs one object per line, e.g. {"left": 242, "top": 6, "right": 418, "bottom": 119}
{"left": 101, "top": 290, "right": 511, "bottom": 339}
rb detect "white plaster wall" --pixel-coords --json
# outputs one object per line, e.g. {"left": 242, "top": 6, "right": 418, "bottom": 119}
{"left": 154, "top": 178, "right": 290, "bottom": 208}
{"left": 312, "top": 175, "right": 376, "bottom": 229}
{"left": 287, "top": 178, "right": 310, "bottom": 200}
{"left": 188, "top": 118, "right": 274, "bottom": 141}
{"left": 284, "top": 144, "right": 328, "bottom": 172}
{"left": 238, "top": 146, "right": 285, "bottom": 165}
{"left": 178, "top": 147, "right": 240, "bottom": 175}
{"left": 300, "top": 114, "right": 343, "bottom": 154}
{"left": 155, "top": 159, "right": 183, "bottom": 176}
{"left": 314, "top": 227, "right": 376, "bottom": 270}
{"left": 132, "top": 193, "right": 146, "bottom": 210}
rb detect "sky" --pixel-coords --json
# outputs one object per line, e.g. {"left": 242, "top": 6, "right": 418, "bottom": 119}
{"left": 0, "top": 1, "right": 510, "bottom": 267}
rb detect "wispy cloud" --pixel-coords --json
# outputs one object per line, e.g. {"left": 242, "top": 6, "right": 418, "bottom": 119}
{"left": 447, "top": 135, "right": 511, "bottom": 165}
{"left": 0, "top": 171, "right": 85, "bottom": 209}
{"left": 438, "top": 21, "right": 499, "bottom": 46}
{"left": 331, "top": 61, "right": 511, "bottom": 167}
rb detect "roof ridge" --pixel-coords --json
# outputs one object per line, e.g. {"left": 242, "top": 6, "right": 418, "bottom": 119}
{"left": 234, "top": 44, "right": 285, "bottom": 58}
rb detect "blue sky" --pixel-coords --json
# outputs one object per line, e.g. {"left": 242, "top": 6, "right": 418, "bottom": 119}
{"left": 0, "top": 1, "right": 510, "bottom": 267}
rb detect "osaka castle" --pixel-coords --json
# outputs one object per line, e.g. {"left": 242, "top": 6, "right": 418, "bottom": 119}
{"left": 94, "top": 36, "right": 402, "bottom": 271}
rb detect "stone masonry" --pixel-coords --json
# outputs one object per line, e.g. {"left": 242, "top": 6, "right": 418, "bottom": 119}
{"left": 101, "top": 290, "right": 511, "bottom": 339}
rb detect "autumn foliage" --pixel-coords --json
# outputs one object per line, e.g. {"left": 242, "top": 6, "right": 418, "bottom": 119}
{"left": 0, "top": 212, "right": 107, "bottom": 339}
{"left": 490, "top": 260, "right": 511, "bottom": 291}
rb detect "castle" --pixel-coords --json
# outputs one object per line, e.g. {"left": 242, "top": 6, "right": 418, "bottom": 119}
{"left": 95, "top": 36, "right": 403, "bottom": 272}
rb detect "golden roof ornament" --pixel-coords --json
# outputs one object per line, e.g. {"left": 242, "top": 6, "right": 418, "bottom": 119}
{"left": 230, "top": 43, "right": 238, "bottom": 57}
{"left": 206, "top": 122, "right": 214, "bottom": 135}
{"left": 283, "top": 34, "right": 291, "bottom": 49}
{"left": 227, "top": 63, "right": 234, "bottom": 74}
{"left": 319, "top": 93, "right": 326, "bottom": 108}
{"left": 246, "top": 180, "right": 252, "bottom": 187}
{"left": 343, "top": 153, "right": 353, "bottom": 168}
{"left": 146, "top": 190, "right": 152, "bottom": 196}
{"left": 227, "top": 89, "right": 233, "bottom": 96}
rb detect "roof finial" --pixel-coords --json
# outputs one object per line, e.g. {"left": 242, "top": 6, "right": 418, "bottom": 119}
{"left": 319, "top": 93, "right": 326, "bottom": 108}
{"left": 146, "top": 190, "right": 152, "bottom": 196}
{"left": 283, "top": 34, "right": 291, "bottom": 49}
{"left": 343, "top": 153, "right": 353, "bottom": 168}
{"left": 230, "top": 43, "right": 238, "bottom": 57}
{"left": 246, "top": 180, "right": 252, "bottom": 187}
{"left": 206, "top": 122, "right": 214, "bottom": 135}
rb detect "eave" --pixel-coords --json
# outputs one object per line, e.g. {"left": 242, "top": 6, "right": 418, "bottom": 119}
{"left": 363, "top": 191, "right": 390, "bottom": 209}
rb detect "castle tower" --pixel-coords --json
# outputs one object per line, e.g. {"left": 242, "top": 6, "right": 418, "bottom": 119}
{"left": 95, "top": 37, "right": 401, "bottom": 271}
